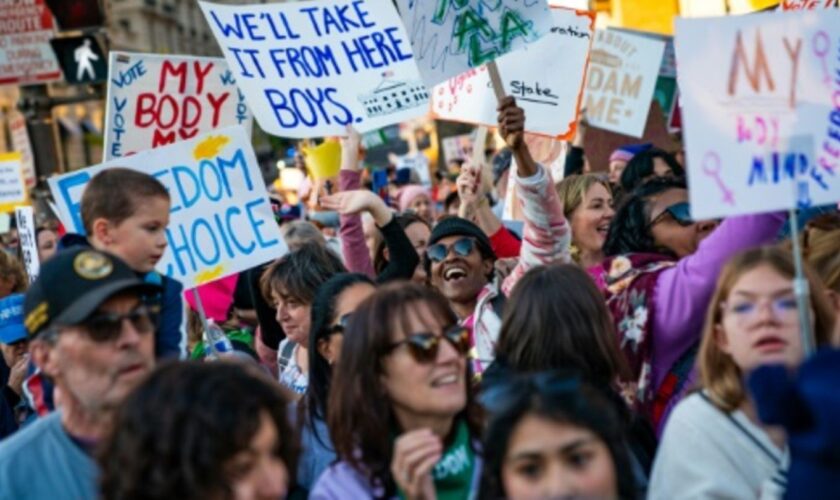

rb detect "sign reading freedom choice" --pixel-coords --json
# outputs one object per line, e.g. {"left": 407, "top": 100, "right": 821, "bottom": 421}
{"left": 199, "top": 0, "right": 429, "bottom": 138}
{"left": 675, "top": 10, "right": 840, "bottom": 220}
{"left": 103, "top": 52, "right": 253, "bottom": 160}
{"left": 48, "top": 126, "right": 287, "bottom": 289}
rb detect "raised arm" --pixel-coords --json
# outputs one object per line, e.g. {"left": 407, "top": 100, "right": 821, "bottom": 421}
{"left": 336, "top": 127, "right": 375, "bottom": 278}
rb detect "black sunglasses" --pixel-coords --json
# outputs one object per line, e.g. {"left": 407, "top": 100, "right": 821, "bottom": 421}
{"left": 78, "top": 305, "right": 158, "bottom": 343}
{"left": 326, "top": 313, "right": 352, "bottom": 336}
{"left": 426, "top": 237, "right": 476, "bottom": 263}
{"left": 386, "top": 325, "right": 471, "bottom": 364}
{"left": 479, "top": 371, "right": 581, "bottom": 414}
{"left": 648, "top": 201, "right": 693, "bottom": 228}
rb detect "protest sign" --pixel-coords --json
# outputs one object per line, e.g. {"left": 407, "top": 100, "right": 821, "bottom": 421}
{"left": 675, "top": 10, "right": 840, "bottom": 220}
{"left": 779, "top": 0, "right": 836, "bottom": 10}
{"left": 0, "top": 0, "right": 62, "bottom": 86}
{"left": 395, "top": 0, "right": 553, "bottom": 88}
{"left": 584, "top": 29, "right": 665, "bottom": 138}
{"left": 9, "top": 113, "right": 36, "bottom": 187}
{"left": 48, "top": 126, "right": 287, "bottom": 289}
{"left": 103, "top": 52, "right": 252, "bottom": 161}
{"left": 432, "top": 7, "right": 594, "bottom": 139}
{"left": 0, "top": 153, "right": 29, "bottom": 213}
{"left": 199, "top": 0, "right": 427, "bottom": 138}
{"left": 15, "top": 206, "right": 39, "bottom": 284}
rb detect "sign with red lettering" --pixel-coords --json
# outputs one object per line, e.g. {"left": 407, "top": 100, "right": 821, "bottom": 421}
{"left": 0, "top": 0, "right": 62, "bottom": 86}
{"left": 103, "top": 52, "right": 252, "bottom": 161}
{"left": 779, "top": 0, "right": 836, "bottom": 10}
{"left": 432, "top": 7, "right": 594, "bottom": 139}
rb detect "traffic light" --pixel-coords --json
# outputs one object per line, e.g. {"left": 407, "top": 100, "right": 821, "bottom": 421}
{"left": 44, "top": 0, "right": 105, "bottom": 31}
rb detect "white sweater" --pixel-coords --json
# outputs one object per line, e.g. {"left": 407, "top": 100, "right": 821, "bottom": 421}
{"left": 649, "top": 392, "right": 788, "bottom": 500}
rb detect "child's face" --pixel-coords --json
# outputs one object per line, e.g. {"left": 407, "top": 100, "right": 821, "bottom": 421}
{"left": 105, "top": 196, "right": 170, "bottom": 273}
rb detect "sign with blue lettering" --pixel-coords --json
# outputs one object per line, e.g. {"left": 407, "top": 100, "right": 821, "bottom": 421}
{"left": 48, "top": 126, "right": 286, "bottom": 289}
{"left": 676, "top": 10, "right": 840, "bottom": 219}
{"left": 199, "top": 0, "right": 428, "bottom": 138}
{"left": 395, "top": 0, "right": 553, "bottom": 89}
{"left": 103, "top": 52, "right": 252, "bottom": 161}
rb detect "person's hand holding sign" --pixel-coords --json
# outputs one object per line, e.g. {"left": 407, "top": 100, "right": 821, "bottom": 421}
{"left": 340, "top": 125, "right": 363, "bottom": 173}
{"left": 497, "top": 96, "right": 537, "bottom": 178}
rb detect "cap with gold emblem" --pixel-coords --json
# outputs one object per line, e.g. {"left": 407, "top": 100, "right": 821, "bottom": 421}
{"left": 23, "top": 248, "right": 162, "bottom": 337}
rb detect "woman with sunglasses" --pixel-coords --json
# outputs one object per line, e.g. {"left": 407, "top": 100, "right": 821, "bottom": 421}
{"left": 312, "top": 282, "right": 482, "bottom": 499}
{"left": 597, "top": 177, "right": 785, "bottom": 434}
{"left": 649, "top": 247, "right": 836, "bottom": 498}
{"left": 297, "top": 273, "right": 375, "bottom": 492}
{"left": 619, "top": 148, "right": 684, "bottom": 193}
{"left": 478, "top": 370, "right": 637, "bottom": 500}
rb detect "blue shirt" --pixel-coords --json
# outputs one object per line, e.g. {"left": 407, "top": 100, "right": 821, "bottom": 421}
{"left": 0, "top": 412, "right": 97, "bottom": 499}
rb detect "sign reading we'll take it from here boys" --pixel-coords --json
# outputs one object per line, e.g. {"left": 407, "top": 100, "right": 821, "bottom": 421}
{"left": 48, "top": 126, "right": 287, "bottom": 289}
{"left": 199, "top": 0, "right": 428, "bottom": 138}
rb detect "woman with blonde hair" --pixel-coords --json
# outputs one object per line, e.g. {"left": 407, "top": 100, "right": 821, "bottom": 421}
{"left": 555, "top": 174, "right": 615, "bottom": 270}
{"left": 649, "top": 246, "right": 836, "bottom": 499}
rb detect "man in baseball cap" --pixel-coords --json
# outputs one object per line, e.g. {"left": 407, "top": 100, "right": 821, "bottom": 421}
{"left": 0, "top": 248, "right": 160, "bottom": 499}
{"left": 0, "top": 294, "right": 28, "bottom": 439}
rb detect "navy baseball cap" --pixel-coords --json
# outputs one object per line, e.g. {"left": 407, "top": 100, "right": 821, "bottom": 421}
{"left": 0, "top": 294, "right": 26, "bottom": 344}
{"left": 23, "top": 248, "right": 161, "bottom": 338}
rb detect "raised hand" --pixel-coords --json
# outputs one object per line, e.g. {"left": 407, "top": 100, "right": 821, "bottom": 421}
{"left": 321, "top": 190, "right": 392, "bottom": 227}
{"left": 340, "top": 125, "right": 363, "bottom": 171}
{"left": 390, "top": 429, "right": 440, "bottom": 500}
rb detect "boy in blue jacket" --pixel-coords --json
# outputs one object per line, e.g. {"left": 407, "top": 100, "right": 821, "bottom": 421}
{"left": 59, "top": 168, "right": 185, "bottom": 359}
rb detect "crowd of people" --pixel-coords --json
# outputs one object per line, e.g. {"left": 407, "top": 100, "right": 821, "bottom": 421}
{"left": 0, "top": 95, "right": 838, "bottom": 500}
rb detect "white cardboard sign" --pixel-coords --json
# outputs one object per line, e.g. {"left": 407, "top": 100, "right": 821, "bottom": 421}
{"left": 15, "top": 207, "right": 39, "bottom": 284}
{"left": 675, "top": 10, "right": 840, "bottom": 219}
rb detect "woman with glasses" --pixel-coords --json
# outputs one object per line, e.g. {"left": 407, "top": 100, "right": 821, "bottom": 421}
{"left": 312, "top": 282, "right": 482, "bottom": 499}
{"left": 297, "top": 273, "right": 375, "bottom": 492}
{"left": 619, "top": 148, "right": 684, "bottom": 193}
{"left": 597, "top": 177, "right": 785, "bottom": 434}
{"left": 478, "top": 370, "right": 638, "bottom": 500}
{"left": 649, "top": 246, "right": 836, "bottom": 498}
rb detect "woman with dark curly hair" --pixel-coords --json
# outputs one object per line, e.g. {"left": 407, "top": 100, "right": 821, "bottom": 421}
{"left": 312, "top": 282, "right": 482, "bottom": 499}
{"left": 99, "top": 361, "right": 298, "bottom": 500}
{"left": 619, "top": 148, "right": 684, "bottom": 193}
{"left": 478, "top": 370, "right": 637, "bottom": 500}
{"left": 592, "top": 177, "right": 785, "bottom": 435}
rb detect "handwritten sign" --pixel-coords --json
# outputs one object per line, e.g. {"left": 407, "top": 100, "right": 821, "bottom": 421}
{"left": 8, "top": 113, "right": 36, "bottom": 187}
{"left": 15, "top": 207, "right": 38, "bottom": 284}
{"left": 0, "top": 0, "right": 61, "bottom": 85}
{"left": 395, "top": 0, "right": 553, "bottom": 88}
{"left": 780, "top": 0, "right": 836, "bottom": 10}
{"left": 675, "top": 10, "right": 840, "bottom": 219}
{"left": 199, "top": 0, "right": 427, "bottom": 138}
{"left": 48, "top": 126, "right": 287, "bottom": 289}
{"left": 103, "top": 52, "right": 252, "bottom": 161}
{"left": 584, "top": 29, "right": 665, "bottom": 138}
{"left": 432, "top": 7, "right": 594, "bottom": 139}
{"left": 0, "top": 153, "right": 29, "bottom": 213}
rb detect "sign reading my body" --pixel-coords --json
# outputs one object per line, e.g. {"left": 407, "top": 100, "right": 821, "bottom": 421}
{"left": 208, "top": 0, "right": 412, "bottom": 128}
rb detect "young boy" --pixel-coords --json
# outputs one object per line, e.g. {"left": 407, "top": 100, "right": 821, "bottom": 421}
{"left": 60, "top": 168, "right": 185, "bottom": 358}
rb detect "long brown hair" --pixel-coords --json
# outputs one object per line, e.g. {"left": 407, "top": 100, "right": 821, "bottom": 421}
{"left": 698, "top": 246, "right": 836, "bottom": 412}
{"left": 327, "top": 282, "right": 482, "bottom": 494}
{"left": 496, "top": 264, "right": 631, "bottom": 387}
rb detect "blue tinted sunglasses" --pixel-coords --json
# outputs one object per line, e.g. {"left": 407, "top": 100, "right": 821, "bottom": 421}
{"left": 426, "top": 237, "right": 476, "bottom": 263}
{"left": 649, "top": 202, "right": 693, "bottom": 228}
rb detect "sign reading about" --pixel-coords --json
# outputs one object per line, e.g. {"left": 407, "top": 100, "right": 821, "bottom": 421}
{"left": 0, "top": 0, "right": 62, "bottom": 85}
{"left": 432, "top": 7, "right": 594, "bottom": 139}
{"left": 395, "top": 0, "right": 553, "bottom": 88}
{"left": 584, "top": 29, "right": 665, "bottom": 138}
{"left": 0, "top": 153, "right": 29, "bottom": 213}
{"left": 675, "top": 10, "right": 840, "bottom": 220}
{"left": 15, "top": 206, "right": 39, "bottom": 284}
{"left": 48, "top": 126, "right": 287, "bottom": 289}
{"left": 104, "top": 52, "right": 253, "bottom": 160}
{"left": 199, "top": 0, "right": 428, "bottom": 138}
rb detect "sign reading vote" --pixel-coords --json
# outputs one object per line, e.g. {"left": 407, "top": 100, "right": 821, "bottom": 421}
{"left": 675, "top": 10, "right": 840, "bottom": 220}
{"left": 395, "top": 0, "right": 553, "bottom": 88}
{"left": 104, "top": 52, "right": 252, "bottom": 160}
{"left": 48, "top": 126, "right": 286, "bottom": 289}
{"left": 199, "top": 0, "right": 428, "bottom": 138}
{"left": 584, "top": 29, "right": 665, "bottom": 138}
{"left": 432, "top": 7, "right": 594, "bottom": 139}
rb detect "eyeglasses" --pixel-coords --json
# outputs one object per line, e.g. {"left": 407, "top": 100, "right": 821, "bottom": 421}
{"left": 721, "top": 296, "right": 799, "bottom": 323}
{"left": 78, "top": 305, "right": 158, "bottom": 343}
{"left": 479, "top": 371, "right": 581, "bottom": 414}
{"left": 386, "top": 325, "right": 471, "bottom": 363}
{"left": 648, "top": 202, "right": 693, "bottom": 228}
{"left": 426, "top": 238, "right": 476, "bottom": 263}
{"left": 326, "top": 313, "right": 352, "bottom": 336}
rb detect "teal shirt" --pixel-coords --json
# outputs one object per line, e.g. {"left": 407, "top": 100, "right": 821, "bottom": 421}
{"left": 0, "top": 412, "right": 98, "bottom": 500}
